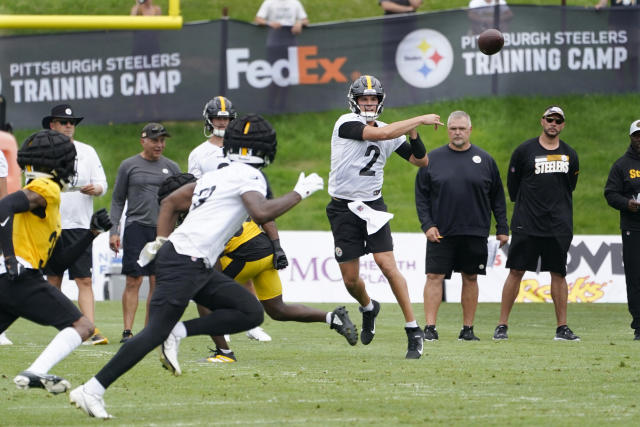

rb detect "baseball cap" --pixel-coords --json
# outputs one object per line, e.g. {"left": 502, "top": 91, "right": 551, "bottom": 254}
{"left": 542, "top": 106, "right": 565, "bottom": 119}
{"left": 141, "top": 123, "right": 170, "bottom": 139}
{"left": 630, "top": 119, "right": 640, "bottom": 135}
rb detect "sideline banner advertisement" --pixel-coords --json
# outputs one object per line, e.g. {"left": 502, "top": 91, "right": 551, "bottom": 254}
{"left": 1, "top": 6, "right": 638, "bottom": 128}
{"left": 63, "top": 232, "right": 627, "bottom": 303}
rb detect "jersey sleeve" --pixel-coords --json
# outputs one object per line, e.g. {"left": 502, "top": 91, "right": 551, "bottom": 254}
{"left": 25, "top": 178, "right": 59, "bottom": 205}
{"left": 188, "top": 148, "right": 203, "bottom": 179}
{"left": 0, "top": 151, "right": 8, "bottom": 178}
{"left": 238, "top": 167, "right": 268, "bottom": 197}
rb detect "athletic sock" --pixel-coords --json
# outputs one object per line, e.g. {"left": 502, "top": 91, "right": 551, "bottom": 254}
{"left": 325, "top": 312, "right": 332, "bottom": 324}
{"left": 219, "top": 348, "right": 233, "bottom": 355}
{"left": 171, "top": 321, "right": 187, "bottom": 339}
{"left": 84, "top": 377, "right": 106, "bottom": 397}
{"left": 27, "top": 327, "right": 82, "bottom": 374}
{"left": 361, "top": 301, "right": 374, "bottom": 312}
{"left": 405, "top": 320, "right": 418, "bottom": 329}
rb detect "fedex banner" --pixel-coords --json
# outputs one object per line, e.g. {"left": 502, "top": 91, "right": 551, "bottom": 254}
{"left": 63, "top": 232, "right": 628, "bottom": 303}
{"left": 0, "top": 6, "right": 638, "bottom": 129}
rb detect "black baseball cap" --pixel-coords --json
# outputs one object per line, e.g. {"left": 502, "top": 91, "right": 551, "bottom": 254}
{"left": 141, "top": 123, "right": 170, "bottom": 139}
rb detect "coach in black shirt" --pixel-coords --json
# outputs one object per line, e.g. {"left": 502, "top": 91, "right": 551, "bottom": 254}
{"left": 604, "top": 119, "right": 640, "bottom": 340}
{"left": 415, "top": 110, "right": 508, "bottom": 341}
{"left": 493, "top": 106, "right": 580, "bottom": 342}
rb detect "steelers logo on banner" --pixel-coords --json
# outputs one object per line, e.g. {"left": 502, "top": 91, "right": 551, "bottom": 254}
{"left": 395, "top": 29, "right": 454, "bottom": 89}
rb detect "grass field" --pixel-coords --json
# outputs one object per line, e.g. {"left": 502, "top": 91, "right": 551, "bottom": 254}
{"left": 1, "top": 301, "right": 639, "bottom": 425}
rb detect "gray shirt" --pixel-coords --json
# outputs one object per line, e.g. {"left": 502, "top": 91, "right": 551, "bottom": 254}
{"left": 109, "top": 154, "right": 181, "bottom": 236}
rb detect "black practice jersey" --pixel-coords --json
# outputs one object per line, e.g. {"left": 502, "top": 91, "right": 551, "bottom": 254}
{"left": 604, "top": 146, "right": 640, "bottom": 231}
{"left": 507, "top": 137, "right": 579, "bottom": 236}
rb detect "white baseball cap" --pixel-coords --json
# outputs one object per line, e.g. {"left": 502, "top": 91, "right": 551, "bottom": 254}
{"left": 630, "top": 119, "right": 640, "bottom": 135}
{"left": 542, "top": 106, "right": 565, "bottom": 119}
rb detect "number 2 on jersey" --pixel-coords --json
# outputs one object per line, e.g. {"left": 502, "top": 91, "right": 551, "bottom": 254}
{"left": 192, "top": 185, "right": 216, "bottom": 209}
{"left": 359, "top": 145, "right": 381, "bottom": 176}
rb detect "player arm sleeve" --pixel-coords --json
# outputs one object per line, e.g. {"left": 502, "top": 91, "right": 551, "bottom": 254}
{"left": 489, "top": 159, "right": 509, "bottom": 235}
{"left": 109, "top": 164, "right": 129, "bottom": 236}
{"left": 604, "top": 163, "right": 629, "bottom": 211}
{"left": 45, "top": 229, "right": 96, "bottom": 273}
{"left": 338, "top": 121, "right": 366, "bottom": 141}
{"left": 395, "top": 134, "right": 426, "bottom": 161}
{"left": 414, "top": 168, "right": 436, "bottom": 232}
{"left": 0, "top": 191, "right": 30, "bottom": 258}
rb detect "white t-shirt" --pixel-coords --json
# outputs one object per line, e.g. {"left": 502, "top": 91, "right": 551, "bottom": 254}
{"left": 187, "top": 140, "right": 228, "bottom": 179}
{"left": 0, "top": 151, "right": 8, "bottom": 178}
{"left": 468, "top": 0, "right": 508, "bottom": 8}
{"left": 328, "top": 113, "right": 405, "bottom": 201}
{"left": 169, "top": 161, "right": 267, "bottom": 266}
{"left": 256, "top": 0, "right": 308, "bottom": 26}
{"left": 60, "top": 140, "right": 108, "bottom": 229}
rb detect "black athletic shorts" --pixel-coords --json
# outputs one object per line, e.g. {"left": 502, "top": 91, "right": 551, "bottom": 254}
{"left": 44, "top": 228, "right": 93, "bottom": 279}
{"left": 425, "top": 235, "right": 488, "bottom": 279}
{"left": 0, "top": 269, "right": 83, "bottom": 332}
{"left": 122, "top": 222, "right": 156, "bottom": 277}
{"left": 506, "top": 233, "right": 572, "bottom": 276}
{"left": 326, "top": 197, "right": 393, "bottom": 263}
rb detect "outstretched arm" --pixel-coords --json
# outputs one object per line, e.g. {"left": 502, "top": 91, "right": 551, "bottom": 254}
{"left": 362, "top": 114, "right": 443, "bottom": 141}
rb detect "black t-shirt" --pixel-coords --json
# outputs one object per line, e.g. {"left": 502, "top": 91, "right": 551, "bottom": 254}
{"left": 507, "top": 137, "right": 579, "bottom": 236}
{"left": 604, "top": 146, "right": 640, "bottom": 231}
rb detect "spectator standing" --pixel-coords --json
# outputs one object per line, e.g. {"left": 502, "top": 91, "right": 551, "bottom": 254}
{"left": 0, "top": 150, "right": 9, "bottom": 346}
{"left": 109, "top": 123, "right": 180, "bottom": 343}
{"left": 327, "top": 74, "right": 442, "bottom": 359}
{"left": 467, "top": 0, "right": 513, "bottom": 35}
{"left": 130, "top": 0, "right": 161, "bottom": 16}
{"left": 254, "top": 0, "right": 309, "bottom": 111}
{"left": 493, "top": 106, "right": 580, "bottom": 341}
{"left": 43, "top": 104, "right": 109, "bottom": 346}
{"left": 415, "top": 111, "right": 508, "bottom": 341}
{"left": 604, "top": 119, "right": 640, "bottom": 340}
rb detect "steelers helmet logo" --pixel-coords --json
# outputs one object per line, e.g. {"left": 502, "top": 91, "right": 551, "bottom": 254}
{"left": 395, "top": 29, "right": 454, "bottom": 89}
{"left": 335, "top": 247, "right": 343, "bottom": 257}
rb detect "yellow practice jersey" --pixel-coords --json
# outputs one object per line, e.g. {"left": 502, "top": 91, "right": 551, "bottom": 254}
{"left": 224, "top": 220, "right": 262, "bottom": 255}
{"left": 13, "top": 178, "right": 61, "bottom": 269}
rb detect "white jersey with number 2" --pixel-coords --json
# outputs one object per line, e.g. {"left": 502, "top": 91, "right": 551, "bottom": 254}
{"left": 169, "top": 161, "right": 267, "bottom": 266}
{"left": 328, "top": 113, "right": 405, "bottom": 201}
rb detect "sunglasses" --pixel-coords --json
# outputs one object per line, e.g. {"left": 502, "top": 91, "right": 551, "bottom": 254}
{"left": 53, "top": 119, "right": 76, "bottom": 126}
{"left": 544, "top": 117, "right": 564, "bottom": 125}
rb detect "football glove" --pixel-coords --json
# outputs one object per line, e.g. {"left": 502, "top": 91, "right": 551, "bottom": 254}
{"left": 137, "top": 236, "right": 168, "bottom": 267}
{"left": 293, "top": 172, "right": 323, "bottom": 200}
{"left": 271, "top": 239, "right": 288, "bottom": 270}
{"left": 5, "top": 256, "right": 25, "bottom": 281}
{"left": 90, "top": 208, "right": 113, "bottom": 233}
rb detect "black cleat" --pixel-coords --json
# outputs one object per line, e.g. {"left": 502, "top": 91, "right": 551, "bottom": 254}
{"left": 554, "top": 325, "right": 580, "bottom": 341}
{"left": 405, "top": 327, "right": 424, "bottom": 359}
{"left": 14, "top": 371, "right": 70, "bottom": 394}
{"left": 635, "top": 329, "right": 640, "bottom": 341}
{"left": 330, "top": 306, "right": 358, "bottom": 346}
{"left": 359, "top": 300, "right": 380, "bottom": 345}
{"left": 458, "top": 326, "right": 480, "bottom": 341}
{"left": 493, "top": 324, "right": 508, "bottom": 340}
{"left": 120, "top": 329, "right": 133, "bottom": 343}
{"left": 423, "top": 325, "right": 439, "bottom": 341}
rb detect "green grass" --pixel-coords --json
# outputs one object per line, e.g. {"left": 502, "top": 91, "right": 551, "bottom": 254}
{"left": 1, "top": 301, "right": 639, "bottom": 425}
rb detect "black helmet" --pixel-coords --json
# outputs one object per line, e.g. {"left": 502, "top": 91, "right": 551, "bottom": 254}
{"left": 158, "top": 173, "right": 197, "bottom": 204}
{"left": 203, "top": 96, "right": 237, "bottom": 138}
{"left": 347, "top": 75, "right": 385, "bottom": 121}
{"left": 223, "top": 114, "right": 277, "bottom": 167}
{"left": 18, "top": 130, "right": 77, "bottom": 189}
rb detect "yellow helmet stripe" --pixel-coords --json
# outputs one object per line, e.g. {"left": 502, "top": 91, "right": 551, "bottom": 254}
{"left": 365, "top": 75, "right": 372, "bottom": 90}
{"left": 241, "top": 147, "right": 248, "bottom": 155}
{"left": 243, "top": 122, "right": 251, "bottom": 134}
{"left": 218, "top": 96, "right": 226, "bottom": 112}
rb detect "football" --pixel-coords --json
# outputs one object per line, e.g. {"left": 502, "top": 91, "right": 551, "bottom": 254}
{"left": 478, "top": 29, "right": 504, "bottom": 55}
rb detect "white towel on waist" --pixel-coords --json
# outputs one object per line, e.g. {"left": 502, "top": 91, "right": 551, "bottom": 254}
{"left": 347, "top": 201, "right": 394, "bottom": 235}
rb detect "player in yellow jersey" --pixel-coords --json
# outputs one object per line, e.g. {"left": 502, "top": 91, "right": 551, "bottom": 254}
{"left": 157, "top": 172, "right": 358, "bottom": 364}
{"left": 0, "top": 130, "right": 112, "bottom": 394}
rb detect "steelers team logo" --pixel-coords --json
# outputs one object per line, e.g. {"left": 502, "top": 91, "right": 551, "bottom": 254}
{"left": 395, "top": 29, "right": 454, "bottom": 89}
{"left": 335, "top": 247, "right": 343, "bottom": 257}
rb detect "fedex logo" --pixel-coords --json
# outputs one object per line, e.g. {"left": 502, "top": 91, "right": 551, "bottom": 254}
{"left": 226, "top": 46, "right": 347, "bottom": 89}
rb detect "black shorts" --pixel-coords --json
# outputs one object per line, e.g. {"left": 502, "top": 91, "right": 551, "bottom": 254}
{"left": 0, "top": 269, "right": 83, "bottom": 332}
{"left": 44, "top": 228, "right": 93, "bottom": 279}
{"left": 326, "top": 197, "right": 393, "bottom": 263}
{"left": 506, "top": 233, "right": 572, "bottom": 276}
{"left": 122, "top": 222, "right": 156, "bottom": 277}
{"left": 425, "top": 235, "right": 488, "bottom": 279}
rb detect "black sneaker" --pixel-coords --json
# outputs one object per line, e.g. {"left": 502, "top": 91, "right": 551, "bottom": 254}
{"left": 120, "top": 329, "right": 133, "bottom": 343}
{"left": 458, "top": 326, "right": 480, "bottom": 341}
{"left": 13, "top": 371, "right": 71, "bottom": 394}
{"left": 330, "top": 306, "right": 358, "bottom": 346}
{"left": 493, "top": 324, "right": 508, "bottom": 340}
{"left": 359, "top": 300, "right": 380, "bottom": 345}
{"left": 635, "top": 329, "right": 640, "bottom": 341}
{"left": 554, "top": 325, "right": 580, "bottom": 341}
{"left": 423, "top": 325, "right": 439, "bottom": 341}
{"left": 405, "top": 327, "right": 424, "bottom": 359}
